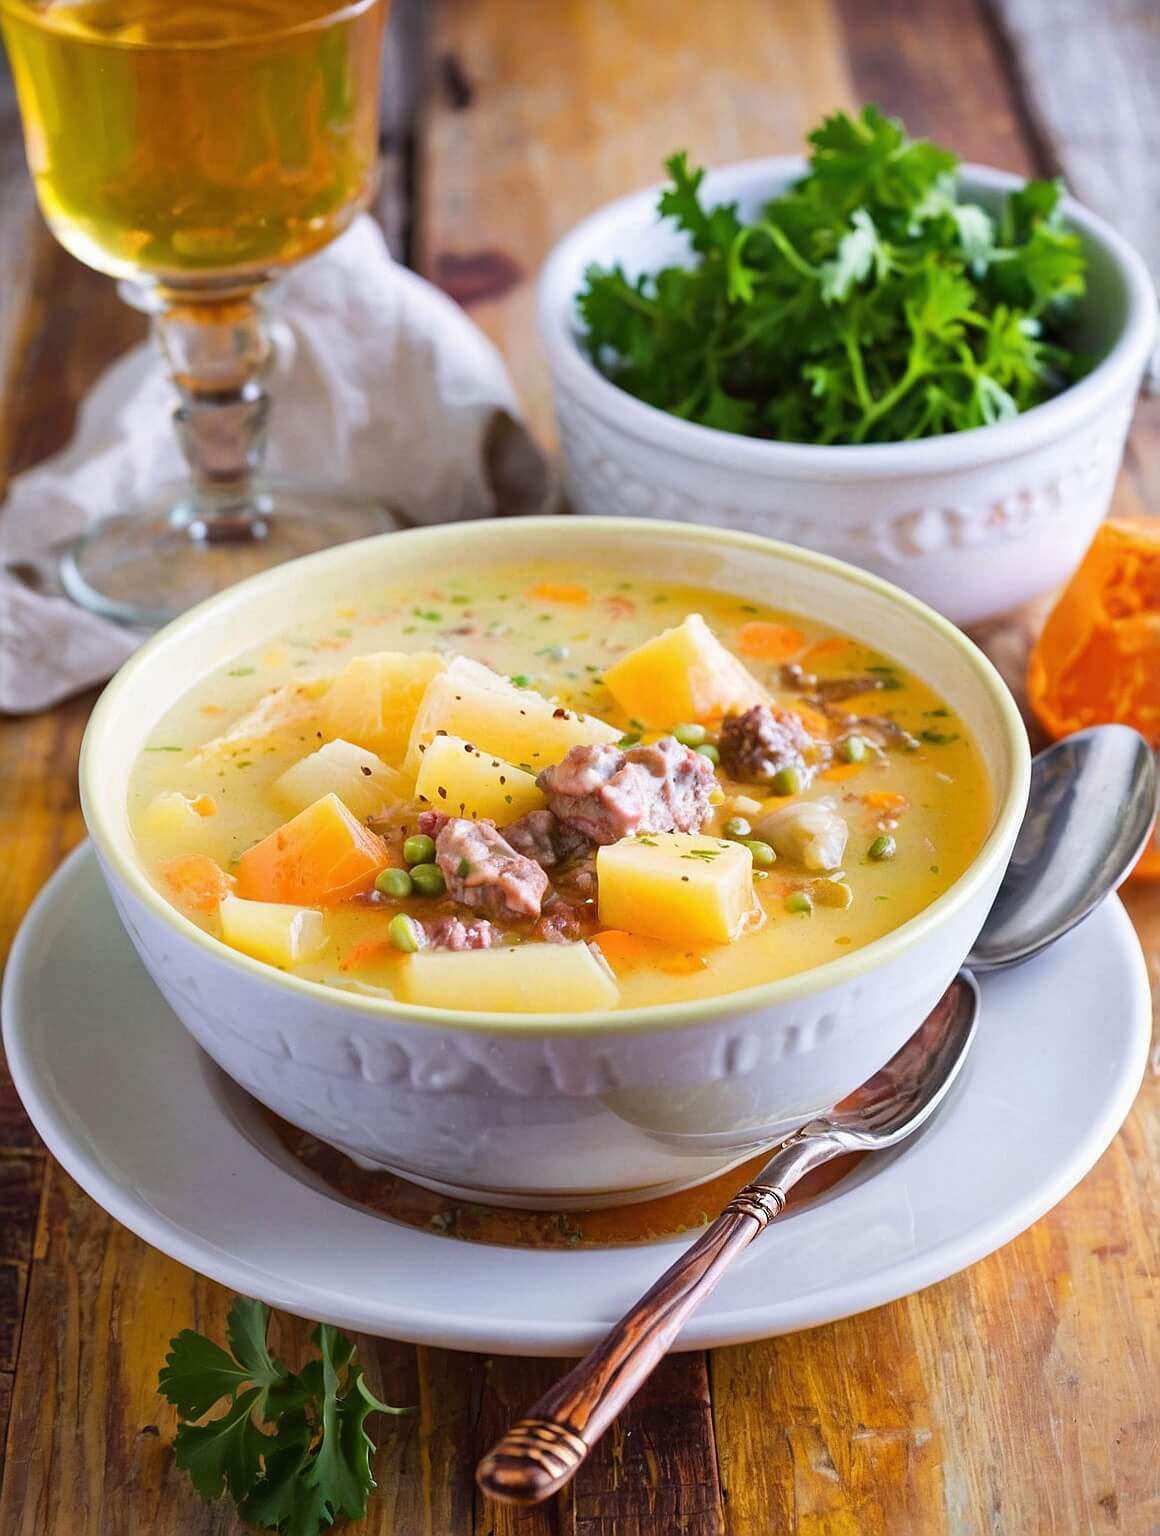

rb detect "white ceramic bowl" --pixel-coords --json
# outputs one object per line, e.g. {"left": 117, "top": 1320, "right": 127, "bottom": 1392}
{"left": 80, "top": 518, "right": 1030, "bottom": 1207}
{"left": 538, "top": 159, "right": 1159, "bottom": 627}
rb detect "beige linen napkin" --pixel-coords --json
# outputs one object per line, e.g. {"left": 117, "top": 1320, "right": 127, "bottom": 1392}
{"left": 0, "top": 215, "right": 549, "bottom": 714}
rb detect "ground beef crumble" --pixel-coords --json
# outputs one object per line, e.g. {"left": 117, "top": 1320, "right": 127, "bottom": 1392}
{"left": 433, "top": 816, "right": 549, "bottom": 920}
{"left": 536, "top": 737, "right": 714, "bottom": 845}
{"left": 718, "top": 705, "right": 816, "bottom": 785}
{"left": 423, "top": 915, "right": 498, "bottom": 950}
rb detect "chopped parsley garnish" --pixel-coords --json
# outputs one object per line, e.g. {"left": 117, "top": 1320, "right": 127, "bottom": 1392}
{"left": 145, "top": 745, "right": 183, "bottom": 752}
{"left": 158, "top": 1296, "right": 411, "bottom": 1534}
{"left": 919, "top": 729, "right": 960, "bottom": 745}
{"left": 228, "top": 666, "right": 256, "bottom": 677}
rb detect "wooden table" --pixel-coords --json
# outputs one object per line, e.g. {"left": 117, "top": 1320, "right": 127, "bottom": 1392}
{"left": 1, "top": 2, "right": 1157, "bottom": 1531}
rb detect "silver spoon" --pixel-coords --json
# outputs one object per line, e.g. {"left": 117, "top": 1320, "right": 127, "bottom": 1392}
{"left": 477, "top": 725, "right": 1157, "bottom": 1505}
{"left": 967, "top": 724, "right": 1156, "bottom": 971}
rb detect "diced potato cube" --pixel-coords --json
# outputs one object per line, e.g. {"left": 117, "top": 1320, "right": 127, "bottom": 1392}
{"left": 219, "top": 895, "right": 327, "bottom": 968}
{"left": 140, "top": 791, "right": 212, "bottom": 850}
{"left": 322, "top": 650, "right": 445, "bottom": 762}
{"left": 602, "top": 614, "right": 770, "bottom": 726}
{"left": 597, "top": 832, "right": 754, "bottom": 946}
{"left": 195, "top": 678, "right": 331, "bottom": 762}
{"left": 398, "top": 942, "right": 619, "bottom": 1013}
{"left": 414, "top": 734, "right": 545, "bottom": 824}
{"left": 235, "top": 792, "right": 390, "bottom": 905}
{"left": 404, "top": 656, "right": 619, "bottom": 776}
{"left": 273, "top": 738, "right": 404, "bottom": 821}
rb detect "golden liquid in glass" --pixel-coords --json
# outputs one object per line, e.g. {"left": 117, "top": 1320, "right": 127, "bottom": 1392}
{"left": 0, "top": 0, "right": 388, "bottom": 282}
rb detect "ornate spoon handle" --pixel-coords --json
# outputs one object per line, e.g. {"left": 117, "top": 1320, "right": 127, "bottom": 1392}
{"left": 476, "top": 1134, "right": 839, "bottom": 1505}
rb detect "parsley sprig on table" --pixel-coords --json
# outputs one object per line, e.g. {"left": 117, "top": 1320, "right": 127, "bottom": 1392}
{"left": 578, "top": 106, "right": 1088, "bottom": 444}
{"left": 158, "top": 1296, "right": 412, "bottom": 1535}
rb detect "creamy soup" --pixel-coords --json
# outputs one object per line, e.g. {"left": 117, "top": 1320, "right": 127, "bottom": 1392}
{"left": 129, "top": 564, "right": 992, "bottom": 1012}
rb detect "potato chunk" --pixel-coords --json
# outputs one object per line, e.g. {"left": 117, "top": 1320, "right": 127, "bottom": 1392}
{"left": 195, "top": 678, "right": 330, "bottom": 762}
{"left": 219, "top": 895, "right": 327, "bottom": 968}
{"left": 597, "top": 832, "right": 754, "bottom": 946}
{"left": 414, "top": 733, "right": 545, "bottom": 825}
{"left": 273, "top": 738, "right": 404, "bottom": 821}
{"left": 322, "top": 650, "right": 445, "bottom": 762}
{"left": 235, "top": 792, "right": 390, "bottom": 905}
{"left": 404, "top": 657, "right": 619, "bottom": 776}
{"left": 756, "top": 799, "right": 848, "bottom": 871}
{"left": 140, "top": 791, "right": 214, "bottom": 850}
{"left": 602, "top": 613, "right": 770, "bottom": 726}
{"left": 398, "top": 941, "right": 619, "bottom": 1013}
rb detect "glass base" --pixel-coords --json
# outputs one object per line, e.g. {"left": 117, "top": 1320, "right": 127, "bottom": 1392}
{"left": 60, "top": 479, "right": 399, "bottom": 628}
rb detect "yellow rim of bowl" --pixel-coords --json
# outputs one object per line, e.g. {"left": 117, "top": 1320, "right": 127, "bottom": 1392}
{"left": 80, "top": 516, "right": 1031, "bottom": 1036}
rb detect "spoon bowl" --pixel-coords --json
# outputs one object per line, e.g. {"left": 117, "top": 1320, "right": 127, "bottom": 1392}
{"left": 967, "top": 725, "right": 1156, "bottom": 972}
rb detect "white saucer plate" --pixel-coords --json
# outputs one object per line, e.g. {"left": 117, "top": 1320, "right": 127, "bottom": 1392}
{"left": 3, "top": 843, "right": 1151, "bottom": 1356}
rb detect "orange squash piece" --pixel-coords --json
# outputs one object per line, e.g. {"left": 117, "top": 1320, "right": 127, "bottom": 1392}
{"left": 235, "top": 792, "right": 390, "bottom": 905}
{"left": 160, "top": 855, "right": 235, "bottom": 914}
{"left": 1028, "top": 517, "right": 1160, "bottom": 879}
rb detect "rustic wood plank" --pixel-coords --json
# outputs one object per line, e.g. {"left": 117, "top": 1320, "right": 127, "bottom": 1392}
{"left": 0, "top": 1164, "right": 424, "bottom": 1534}
{"left": 421, "top": 0, "right": 857, "bottom": 445}
{"left": 472, "top": 1355, "right": 567, "bottom": 1535}
{"left": 835, "top": 0, "right": 1038, "bottom": 176}
{"left": 988, "top": 0, "right": 1160, "bottom": 292}
{"left": 569, "top": 1354, "right": 724, "bottom": 1536}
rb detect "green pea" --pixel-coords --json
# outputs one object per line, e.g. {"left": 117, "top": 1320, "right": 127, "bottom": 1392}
{"left": 770, "top": 765, "right": 801, "bottom": 796}
{"left": 388, "top": 913, "right": 423, "bottom": 952}
{"left": 784, "top": 891, "right": 814, "bottom": 915}
{"left": 510, "top": 674, "right": 531, "bottom": 688}
{"left": 724, "top": 816, "right": 752, "bottom": 838}
{"left": 838, "top": 734, "right": 867, "bottom": 764}
{"left": 869, "top": 834, "right": 896, "bottom": 861}
{"left": 695, "top": 743, "right": 721, "bottom": 766}
{"left": 375, "top": 867, "right": 413, "bottom": 899}
{"left": 410, "top": 862, "right": 447, "bottom": 897}
{"left": 674, "top": 722, "right": 707, "bottom": 747}
{"left": 403, "top": 833, "right": 436, "bottom": 866}
{"left": 742, "top": 839, "right": 775, "bottom": 867}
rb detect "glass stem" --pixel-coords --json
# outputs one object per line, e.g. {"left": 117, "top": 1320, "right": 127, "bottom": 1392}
{"left": 151, "top": 285, "right": 274, "bottom": 544}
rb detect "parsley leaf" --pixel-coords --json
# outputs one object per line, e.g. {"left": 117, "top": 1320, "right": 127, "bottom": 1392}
{"left": 578, "top": 106, "right": 1087, "bottom": 445}
{"left": 159, "top": 1296, "right": 413, "bottom": 1533}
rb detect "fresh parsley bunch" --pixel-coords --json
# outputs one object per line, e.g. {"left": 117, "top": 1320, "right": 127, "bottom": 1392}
{"left": 159, "top": 1297, "right": 412, "bottom": 1535}
{"left": 579, "top": 106, "right": 1088, "bottom": 444}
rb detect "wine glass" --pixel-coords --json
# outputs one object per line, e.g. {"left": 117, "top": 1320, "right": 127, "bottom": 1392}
{"left": 0, "top": 0, "right": 393, "bottom": 626}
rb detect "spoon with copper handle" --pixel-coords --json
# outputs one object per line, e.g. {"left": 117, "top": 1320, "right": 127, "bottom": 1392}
{"left": 477, "top": 724, "right": 1156, "bottom": 1505}
{"left": 476, "top": 973, "right": 978, "bottom": 1505}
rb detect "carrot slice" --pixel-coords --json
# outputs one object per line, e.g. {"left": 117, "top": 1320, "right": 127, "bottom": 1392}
{"left": 236, "top": 792, "right": 390, "bottom": 905}
{"left": 736, "top": 622, "right": 807, "bottom": 662}
{"left": 821, "top": 762, "right": 863, "bottom": 782}
{"left": 525, "top": 582, "right": 590, "bottom": 605}
{"left": 340, "top": 938, "right": 393, "bottom": 972}
{"left": 800, "top": 637, "right": 852, "bottom": 666}
{"left": 787, "top": 702, "right": 831, "bottom": 738}
{"left": 160, "top": 855, "right": 235, "bottom": 914}
{"left": 594, "top": 929, "right": 708, "bottom": 975}
{"left": 862, "top": 791, "right": 910, "bottom": 816}
{"left": 593, "top": 929, "right": 651, "bottom": 970}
